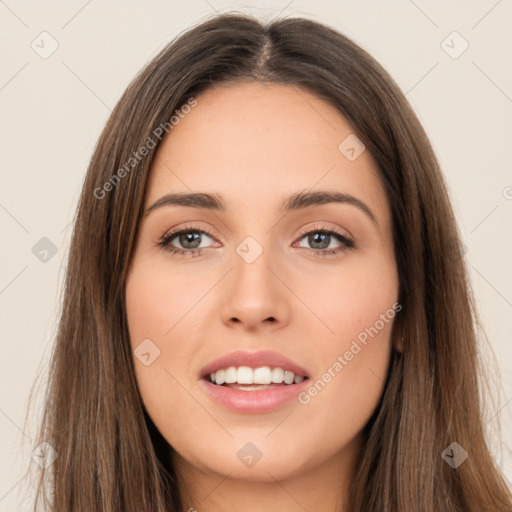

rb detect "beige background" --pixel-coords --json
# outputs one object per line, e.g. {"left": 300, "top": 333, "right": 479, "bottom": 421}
{"left": 1, "top": 0, "right": 511, "bottom": 509}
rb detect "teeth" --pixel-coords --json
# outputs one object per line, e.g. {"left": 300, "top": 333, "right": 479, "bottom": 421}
{"left": 253, "top": 366, "right": 272, "bottom": 384}
{"left": 271, "top": 367, "right": 284, "bottom": 383}
{"left": 237, "top": 366, "right": 253, "bottom": 384}
{"left": 210, "top": 366, "right": 306, "bottom": 386}
{"left": 215, "top": 369, "right": 226, "bottom": 385}
{"left": 225, "top": 366, "right": 237, "bottom": 384}
{"left": 283, "top": 370, "right": 295, "bottom": 384}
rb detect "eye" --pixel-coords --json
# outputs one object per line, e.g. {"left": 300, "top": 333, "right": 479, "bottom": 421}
{"left": 156, "top": 223, "right": 356, "bottom": 258}
{"left": 156, "top": 224, "right": 218, "bottom": 257}
{"left": 294, "top": 225, "right": 355, "bottom": 258}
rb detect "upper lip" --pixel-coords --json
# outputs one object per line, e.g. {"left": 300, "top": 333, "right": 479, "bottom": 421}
{"left": 200, "top": 350, "right": 310, "bottom": 379}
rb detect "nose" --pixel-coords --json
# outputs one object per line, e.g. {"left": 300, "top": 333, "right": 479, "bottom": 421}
{"left": 220, "top": 246, "right": 291, "bottom": 332}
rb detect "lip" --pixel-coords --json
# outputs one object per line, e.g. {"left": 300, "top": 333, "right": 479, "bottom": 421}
{"left": 199, "top": 377, "right": 310, "bottom": 414}
{"left": 199, "top": 349, "right": 310, "bottom": 379}
{"left": 199, "top": 350, "right": 311, "bottom": 414}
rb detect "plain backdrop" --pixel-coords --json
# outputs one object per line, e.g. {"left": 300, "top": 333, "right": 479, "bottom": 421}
{"left": 1, "top": 1, "right": 511, "bottom": 509}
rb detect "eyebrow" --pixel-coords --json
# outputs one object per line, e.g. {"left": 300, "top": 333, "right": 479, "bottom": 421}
{"left": 144, "top": 190, "right": 377, "bottom": 225}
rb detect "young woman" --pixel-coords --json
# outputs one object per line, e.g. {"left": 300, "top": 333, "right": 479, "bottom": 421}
{"left": 30, "top": 12, "right": 512, "bottom": 512}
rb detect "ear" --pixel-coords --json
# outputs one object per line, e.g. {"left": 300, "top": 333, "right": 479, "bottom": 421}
{"left": 394, "top": 334, "right": 404, "bottom": 353}
{"left": 392, "top": 311, "right": 404, "bottom": 352}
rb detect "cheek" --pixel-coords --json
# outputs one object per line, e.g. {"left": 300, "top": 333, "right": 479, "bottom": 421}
{"left": 300, "top": 247, "right": 398, "bottom": 344}
{"left": 125, "top": 260, "right": 203, "bottom": 420}
{"left": 125, "top": 262, "right": 201, "bottom": 338}
{"left": 295, "top": 250, "right": 398, "bottom": 429}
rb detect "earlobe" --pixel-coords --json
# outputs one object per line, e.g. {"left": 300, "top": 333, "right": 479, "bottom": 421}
{"left": 394, "top": 335, "right": 404, "bottom": 352}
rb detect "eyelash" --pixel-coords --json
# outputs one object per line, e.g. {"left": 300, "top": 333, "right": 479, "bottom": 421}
{"left": 156, "top": 223, "right": 356, "bottom": 258}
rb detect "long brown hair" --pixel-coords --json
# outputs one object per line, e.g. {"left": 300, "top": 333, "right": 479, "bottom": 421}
{"left": 27, "top": 12, "right": 512, "bottom": 511}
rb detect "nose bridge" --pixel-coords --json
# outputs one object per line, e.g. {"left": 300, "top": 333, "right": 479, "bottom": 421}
{"left": 220, "top": 233, "right": 291, "bottom": 329}
{"left": 234, "top": 236, "right": 273, "bottom": 291}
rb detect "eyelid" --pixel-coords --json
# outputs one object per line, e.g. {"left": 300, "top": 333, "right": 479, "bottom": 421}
{"left": 295, "top": 223, "right": 353, "bottom": 241}
{"left": 159, "top": 223, "right": 352, "bottom": 244}
{"left": 159, "top": 223, "right": 219, "bottom": 243}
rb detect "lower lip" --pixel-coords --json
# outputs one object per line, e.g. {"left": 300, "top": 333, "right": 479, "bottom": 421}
{"left": 200, "top": 378, "right": 309, "bottom": 414}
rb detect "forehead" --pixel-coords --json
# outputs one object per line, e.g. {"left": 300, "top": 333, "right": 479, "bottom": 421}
{"left": 145, "top": 82, "right": 389, "bottom": 223}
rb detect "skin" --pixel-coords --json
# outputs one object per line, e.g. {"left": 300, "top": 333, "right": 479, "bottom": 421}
{"left": 125, "top": 82, "right": 400, "bottom": 512}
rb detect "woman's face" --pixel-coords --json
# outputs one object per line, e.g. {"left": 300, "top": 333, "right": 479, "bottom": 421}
{"left": 125, "top": 82, "right": 399, "bottom": 483}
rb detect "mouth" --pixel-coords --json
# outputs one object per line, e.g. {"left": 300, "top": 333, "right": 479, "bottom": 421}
{"left": 199, "top": 350, "right": 311, "bottom": 413}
